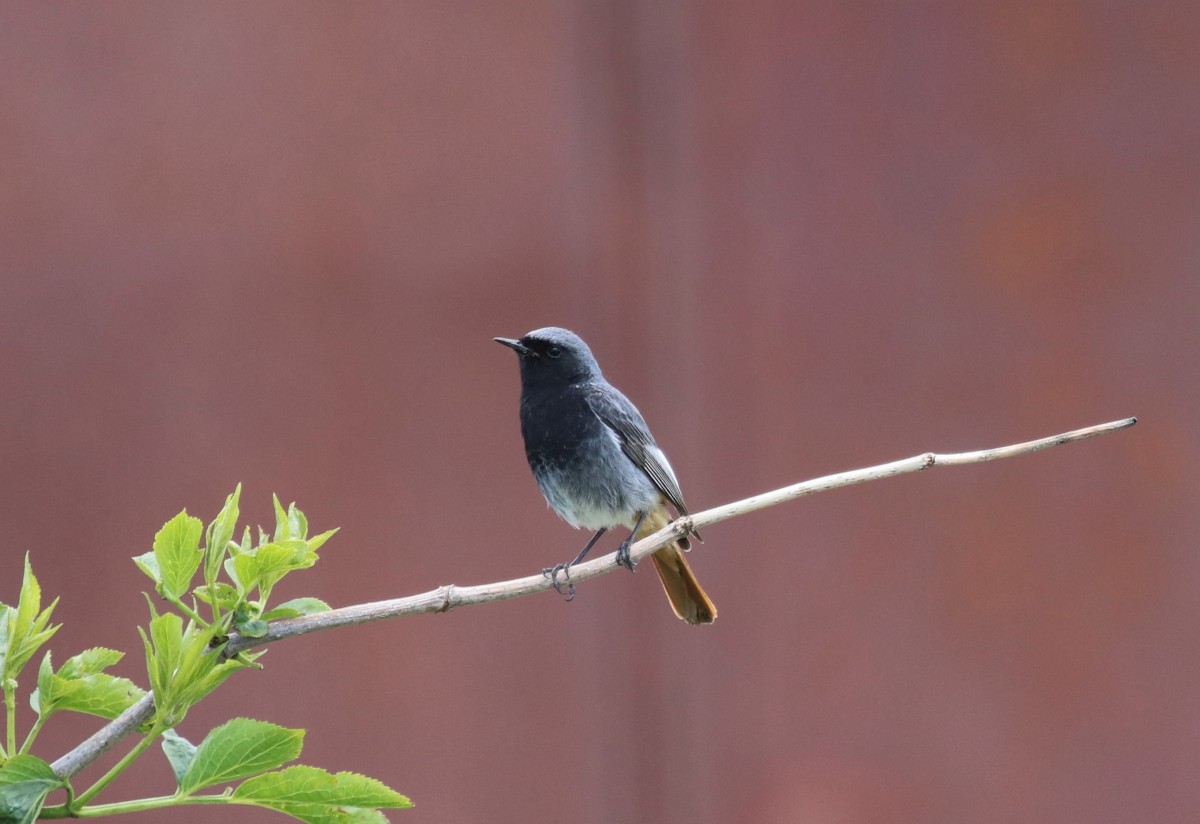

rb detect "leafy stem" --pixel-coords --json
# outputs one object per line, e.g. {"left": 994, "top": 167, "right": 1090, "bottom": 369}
{"left": 4, "top": 677, "right": 15, "bottom": 756}
{"left": 166, "top": 597, "right": 209, "bottom": 630}
{"left": 42, "top": 791, "right": 233, "bottom": 819}
{"left": 70, "top": 720, "right": 165, "bottom": 808}
{"left": 0, "top": 489, "right": 410, "bottom": 823}
{"left": 19, "top": 711, "right": 47, "bottom": 756}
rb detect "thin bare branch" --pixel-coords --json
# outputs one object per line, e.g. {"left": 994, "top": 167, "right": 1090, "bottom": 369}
{"left": 50, "top": 416, "right": 1135, "bottom": 779}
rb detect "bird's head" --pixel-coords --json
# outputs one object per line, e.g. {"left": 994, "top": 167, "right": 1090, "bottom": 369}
{"left": 494, "top": 327, "right": 603, "bottom": 386}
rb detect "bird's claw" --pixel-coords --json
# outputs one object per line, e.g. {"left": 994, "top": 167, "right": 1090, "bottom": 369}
{"left": 541, "top": 563, "right": 576, "bottom": 601}
{"left": 616, "top": 540, "right": 637, "bottom": 573}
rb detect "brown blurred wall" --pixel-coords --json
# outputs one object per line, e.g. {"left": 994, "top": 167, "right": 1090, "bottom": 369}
{"left": 1, "top": 3, "right": 1196, "bottom": 823}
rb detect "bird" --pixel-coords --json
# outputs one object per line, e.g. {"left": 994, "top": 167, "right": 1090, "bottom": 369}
{"left": 494, "top": 327, "right": 716, "bottom": 625}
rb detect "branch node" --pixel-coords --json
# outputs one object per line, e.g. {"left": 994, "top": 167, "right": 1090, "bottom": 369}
{"left": 438, "top": 585, "right": 455, "bottom": 613}
{"left": 920, "top": 452, "right": 936, "bottom": 469}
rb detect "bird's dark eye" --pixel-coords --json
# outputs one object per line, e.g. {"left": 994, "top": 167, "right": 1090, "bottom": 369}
{"left": 546, "top": 345, "right": 562, "bottom": 359}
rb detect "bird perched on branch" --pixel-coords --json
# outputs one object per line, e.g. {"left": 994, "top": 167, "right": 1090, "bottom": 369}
{"left": 495, "top": 327, "right": 716, "bottom": 625}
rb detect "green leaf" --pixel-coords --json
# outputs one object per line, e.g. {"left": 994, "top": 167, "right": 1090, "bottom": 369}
{"left": 132, "top": 551, "right": 161, "bottom": 587}
{"left": 0, "top": 755, "right": 64, "bottom": 824}
{"left": 262, "top": 598, "right": 331, "bottom": 621}
{"left": 306, "top": 529, "right": 339, "bottom": 554}
{"left": 31, "top": 652, "right": 53, "bottom": 717}
{"left": 223, "top": 524, "right": 264, "bottom": 595}
{"left": 58, "top": 648, "right": 124, "bottom": 679}
{"left": 205, "top": 485, "right": 242, "bottom": 592}
{"left": 140, "top": 608, "right": 252, "bottom": 724}
{"left": 230, "top": 603, "right": 279, "bottom": 640}
{"left": 263, "top": 543, "right": 316, "bottom": 596}
{"left": 193, "top": 582, "right": 240, "bottom": 611}
{"left": 36, "top": 671, "right": 145, "bottom": 721}
{"left": 178, "top": 653, "right": 257, "bottom": 710}
{"left": 160, "top": 729, "right": 197, "bottom": 788}
{"left": 272, "top": 495, "right": 290, "bottom": 541}
{"left": 181, "top": 719, "right": 304, "bottom": 794}
{"left": 139, "top": 608, "right": 182, "bottom": 707}
{"left": 222, "top": 556, "right": 244, "bottom": 594}
{"left": 172, "top": 634, "right": 257, "bottom": 713}
{"left": 13, "top": 556, "right": 41, "bottom": 641}
{"left": 231, "top": 544, "right": 286, "bottom": 591}
{"left": 232, "top": 542, "right": 316, "bottom": 596}
{"left": 235, "top": 619, "right": 269, "bottom": 638}
{"left": 153, "top": 511, "right": 205, "bottom": 601}
{"left": 37, "top": 648, "right": 138, "bottom": 719}
{"left": 1, "top": 557, "right": 60, "bottom": 680}
{"left": 233, "top": 765, "right": 411, "bottom": 823}
{"left": 287, "top": 503, "right": 308, "bottom": 541}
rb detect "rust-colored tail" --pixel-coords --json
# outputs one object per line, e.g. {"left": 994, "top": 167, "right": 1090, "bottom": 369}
{"left": 650, "top": 545, "right": 717, "bottom": 624}
{"left": 639, "top": 506, "right": 716, "bottom": 625}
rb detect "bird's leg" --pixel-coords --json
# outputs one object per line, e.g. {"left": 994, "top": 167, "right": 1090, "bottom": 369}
{"left": 542, "top": 527, "right": 608, "bottom": 601}
{"left": 616, "top": 511, "right": 647, "bottom": 573}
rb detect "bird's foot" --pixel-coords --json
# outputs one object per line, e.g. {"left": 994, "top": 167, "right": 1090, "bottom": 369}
{"left": 541, "top": 563, "right": 576, "bottom": 601}
{"left": 616, "top": 540, "right": 638, "bottom": 573}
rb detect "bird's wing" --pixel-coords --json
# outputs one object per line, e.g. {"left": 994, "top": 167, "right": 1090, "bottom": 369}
{"left": 584, "top": 384, "right": 689, "bottom": 515}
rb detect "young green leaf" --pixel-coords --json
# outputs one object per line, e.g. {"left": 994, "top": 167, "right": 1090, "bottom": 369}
{"left": 272, "top": 495, "right": 290, "bottom": 542}
{"left": 172, "top": 627, "right": 258, "bottom": 714}
{"left": 287, "top": 502, "right": 308, "bottom": 541}
{"left": 234, "top": 619, "right": 269, "bottom": 638}
{"left": 233, "top": 765, "right": 412, "bottom": 823}
{"left": 177, "top": 653, "right": 258, "bottom": 712}
{"left": 306, "top": 529, "right": 339, "bottom": 554}
{"left": 139, "top": 608, "right": 183, "bottom": 707}
{"left": 132, "top": 551, "right": 162, "bottom": 587}
{"left": 0, "top": 755, "right": 64, "bottom": 824}
{"left": 13, "top": 555, "right": 42, "bottom": 643}
{"left": 2, "top": 556, "right": 61, "bottom": 680}
{"left": 160, "top": 729, "right": 197, "bottom": 788}
{"left": 34, "top": 647, "right": 134, "bottom": 719}
{"left": 263, "top": 542, "right": 317, "bottom": 597}
{"left": 230, "top": 544, "right": 285, "bottom": 593}
{"left": 57, "top": 648, "right": 124, "bottom": 679}
{"left": 34, "top": 667, "right": 146, "bottom": 721}
{"left": 205, "top": 485, "right": 242, "bottom": 592}
{"left": 57, "top": 676, "right": 142, "bottom": 721}
{"left": 153, "top": 511, "right": 205, "bottom": 601}
{"left": 193, "top": 582, "right": 240, "bottom": 611}
{"left": 262, "top": 598, "right": 331, "bottom": 621}
{"left": 232, "top": 542, "right": 316, "bottom": 598}
{"left": 181, "top": 719, "right": 304, "bottom": 794}
{"left": 31, "top": 652, "right": 54, "bottom": 717}
{"left": 34, "top": 662, "right": 145, "bottom": 719}
{"left": 140, "top": 609, "right": 254, "bottom": 724}
{"left": 222, "top": 556, "right": 244, "bottom": 595}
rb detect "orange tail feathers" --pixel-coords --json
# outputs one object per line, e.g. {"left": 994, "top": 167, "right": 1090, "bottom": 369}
{"left": 650, "top": 545, "right": 717, "bottom": 625}
{"left": 638, "top": 505, "right": 716, "bottom": 624}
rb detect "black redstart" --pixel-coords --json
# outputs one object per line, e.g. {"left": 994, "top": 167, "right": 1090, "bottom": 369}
{"left": 495, "top": 327, "right": 716, "bottom": 625}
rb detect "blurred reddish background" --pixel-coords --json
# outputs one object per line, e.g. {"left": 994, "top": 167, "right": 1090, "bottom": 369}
{"left": 1, "top": 3, "right": 1195, "bottom": 823}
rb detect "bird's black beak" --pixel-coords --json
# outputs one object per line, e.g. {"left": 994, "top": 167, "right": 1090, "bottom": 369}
{"left": 494, "top": 337, "right": 535, "bottom": 357}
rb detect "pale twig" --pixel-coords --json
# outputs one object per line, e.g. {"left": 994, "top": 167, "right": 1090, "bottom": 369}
{"left": 50, "top": 416, "right": 1135, "bottom": 779}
